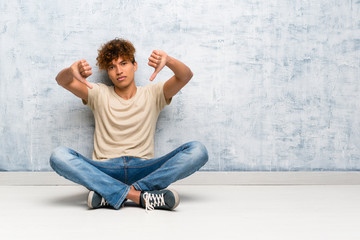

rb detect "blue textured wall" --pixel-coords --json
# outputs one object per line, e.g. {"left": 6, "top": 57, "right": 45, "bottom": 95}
{"left": 0, "top": 0, "right": 359, "bottom": 171}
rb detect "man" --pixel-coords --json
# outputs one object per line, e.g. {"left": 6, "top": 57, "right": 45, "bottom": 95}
{"left": 50, "top": 38, "right": 208, "bottom": 211}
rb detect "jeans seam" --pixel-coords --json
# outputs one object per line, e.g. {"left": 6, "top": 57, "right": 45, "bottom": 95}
{"left": 81, "top": 156, "right": 126, "bottom": 170}
{"left": 126, "top": 146, "right": 185, "bottom": 169}
{"left": 133, "top": 158, "right": 174, "bottom": 189}
{"left": 131, "top": 144, "right": 191, "bottom": 189}
{"left": 124, "top": 157, "right": 128, "bottom": 184}
{"left": 83, "top": 159, "right": 126, "bottom": 170}
{"left": 115, "top": 186, "right": 130, "bottom": 209}
{"left": 126, "top": 156, "right": 168, "bottom": 169}
{"left": 133, "top": 183, "right": 142, "bottom": 191}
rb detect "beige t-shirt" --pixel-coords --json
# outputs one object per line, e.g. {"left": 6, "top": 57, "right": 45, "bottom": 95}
{"left": 84, "top": 82, "right": 170, "bottom": 160}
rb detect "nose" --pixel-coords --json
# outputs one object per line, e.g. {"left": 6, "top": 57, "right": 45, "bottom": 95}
{"left": 116, "top": 66, "right": 123, "bottom": 75}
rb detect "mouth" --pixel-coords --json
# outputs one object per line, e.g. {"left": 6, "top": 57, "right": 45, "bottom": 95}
{"left": 117, "top": 76, "right": 126, "bottom": 81}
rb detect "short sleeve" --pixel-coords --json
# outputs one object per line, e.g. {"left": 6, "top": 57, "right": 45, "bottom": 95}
{"left": 82, "top": 83, "right": 101, "bottom": 110}
{"left": 152, "top": 81, "right": 171, "bottom": 112}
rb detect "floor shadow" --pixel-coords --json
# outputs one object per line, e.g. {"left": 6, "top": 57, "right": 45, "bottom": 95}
{"left": 49, "top": 190, "right": 88, "bottom": 208}
{"left": 123, "top": 201, "right": 139, "bottom": 208}
{"left": 175, "top": 190, "right": 206, "bottom": 203}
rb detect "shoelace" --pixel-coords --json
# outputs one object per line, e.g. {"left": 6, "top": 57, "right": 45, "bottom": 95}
{"left": 100, "top": 197, "right": 110, "bottom": 207}
{"left": 143, "top": 192, "right": 165, "bottom": 212}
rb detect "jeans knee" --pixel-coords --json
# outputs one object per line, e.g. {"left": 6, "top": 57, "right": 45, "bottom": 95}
{"left": 49, "top": 146, "right": 72, "bottom": 171}
{"left": 189, "top": 141, "right": 209, "bottom": 167}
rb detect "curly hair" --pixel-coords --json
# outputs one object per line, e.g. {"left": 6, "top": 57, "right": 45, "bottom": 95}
{"left": 96, "top": 38, "right": 136, "bottom": 70}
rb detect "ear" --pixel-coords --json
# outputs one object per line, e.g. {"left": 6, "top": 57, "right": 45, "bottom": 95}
{"left": 133, "top": 61, "right": 138, "bottom": 72}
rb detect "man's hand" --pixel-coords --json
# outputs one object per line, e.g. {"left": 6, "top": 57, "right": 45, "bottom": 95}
{"left": 70, "top": 60, "right": 93, "bottom": 89}
{"left": 148, "top": 50, "right": 168, "bottom": 81}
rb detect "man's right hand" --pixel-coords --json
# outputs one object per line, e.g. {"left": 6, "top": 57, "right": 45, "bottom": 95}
{"left": 70, "top": 60, "right": 93, "bottom": 89}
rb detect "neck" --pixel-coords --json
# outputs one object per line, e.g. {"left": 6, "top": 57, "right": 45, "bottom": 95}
{"left": 114, "top": 83, "right": 137, "bottom": 100}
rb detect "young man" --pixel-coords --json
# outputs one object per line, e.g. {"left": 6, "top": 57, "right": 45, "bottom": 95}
{"left": 50, "top": 38, "right": 208, "bottom": 211}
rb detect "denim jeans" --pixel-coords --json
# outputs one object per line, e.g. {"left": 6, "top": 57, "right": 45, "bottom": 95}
{"left": 50, "top": 141, "right": 208, "bottom": 209}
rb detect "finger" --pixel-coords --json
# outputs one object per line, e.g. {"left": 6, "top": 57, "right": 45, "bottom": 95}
{"left": 71, "top": 67, "right": 85, "bottom": 82}
{"left": 153, "top": 50, "right": 161, "bottom": 55}
{"left": 81, "top": 71, "right": 92, "bottom": 78}
{"left": 71, "top": 67, "right": 93, "bottom": 89}
{"left": 148, "top": 56, "right": 161, "bottom": 64}
{"left": 78, "top": 61, "right": 88, "bottom": 72}
{"left": 79, "top": 64, "right": 92, "bottom": 78}
{"left": 151, "top": 52, "right": 161, "bottom": 59}
{"left": 78, "top": 60, "right": 87, "bottom": 68}
{"left": 148, "top": 62, "right": 157, "bottom": 68}
{"left": 79, "top": 61, "right": 89, "bottom": 67}
{"left": 83, "top": 80, "right": 93, "bottom": 89}
{"left": 80, "top": 66, "right": 92, "bottom": 75}
{"left": 79, "top": 61, "right": 91, "bottom": 69}
{"left": 80, "top": 70, "right": 92, "bottom": 76}
{"left": 151, "top": 51, "right": 163, "bottom": 61}
{"left": 149, "top": 71, "right": 158, "bottom": 81}
{"left": 77, "top": 77, "right": 93, "bottom": 89}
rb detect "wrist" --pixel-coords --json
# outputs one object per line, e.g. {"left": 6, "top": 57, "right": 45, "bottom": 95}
{"left": 165, "top": 55, "right": 174, "bottom": 67}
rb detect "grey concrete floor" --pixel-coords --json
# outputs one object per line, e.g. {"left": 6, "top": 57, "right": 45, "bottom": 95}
{"left": 1, "top": 185, "right": 360, "bottom": 240}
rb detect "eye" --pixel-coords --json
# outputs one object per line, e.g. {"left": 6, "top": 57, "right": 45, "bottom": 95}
{"left": 121, "top": 62, "right": 127, "bottom": 66}
{"left": 108, "top": 66, "right": 114, "bottom": 70}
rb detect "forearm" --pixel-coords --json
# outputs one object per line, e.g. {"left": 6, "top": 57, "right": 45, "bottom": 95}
{"left": 55, "top": 67, "right": 74, "bottom": 86}
{"left": 165, "top": 56, "right": 193, "bottom": 83}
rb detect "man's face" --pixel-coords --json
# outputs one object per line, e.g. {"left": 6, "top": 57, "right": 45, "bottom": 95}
{"left": 107, "top": 56, "right": 137, "bottom": 90}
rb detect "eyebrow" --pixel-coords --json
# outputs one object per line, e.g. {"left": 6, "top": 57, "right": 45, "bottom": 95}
{"left": 109, "top": 59, "right": 127, "bottom": 67}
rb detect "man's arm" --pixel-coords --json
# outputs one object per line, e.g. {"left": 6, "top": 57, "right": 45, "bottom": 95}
{"left": 55, "top": 60, "right": 93, "bottom": 101}
{"left": 148, "top": 50, "right": 193, "bottom": 102}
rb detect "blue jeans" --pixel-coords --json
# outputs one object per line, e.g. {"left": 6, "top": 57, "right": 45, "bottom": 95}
{"left": 50, "top": 141, "right": 208, "bottom": 209}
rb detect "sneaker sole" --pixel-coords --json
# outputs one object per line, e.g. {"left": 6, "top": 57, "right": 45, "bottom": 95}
{"left": 168, "top": 189, "right": 180, "bottom": 210}
{"left": 87, "top": 191, "right": 95, "bottom": 209}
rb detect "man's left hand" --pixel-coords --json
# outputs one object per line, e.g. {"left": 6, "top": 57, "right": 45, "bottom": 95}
{"left": 148, "top": 50, "right": 168, "bottom": 81}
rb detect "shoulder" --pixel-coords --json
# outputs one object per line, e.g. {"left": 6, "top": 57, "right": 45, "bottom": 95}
{"left": 143, "top": 81, "right": 165, "bottom": 93}
{"left": 92, "top": 82, "right": 110, "bottom": 89}
{"left": 89, "top": 83, "right": 113, "bottom": 94}
{"left": 143, "top": 81, "right": 170, "bottom": 107}
{"left": 84, "top": 83, "right": 112, "bottom": 106}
